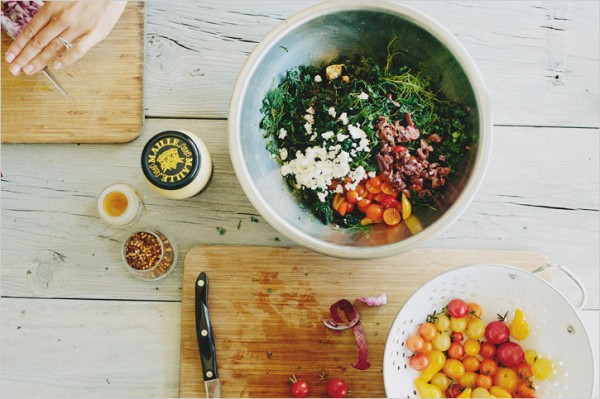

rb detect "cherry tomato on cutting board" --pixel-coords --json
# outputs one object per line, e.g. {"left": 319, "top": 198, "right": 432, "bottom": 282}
{"left": 326, "top": 378, "right": 348, "bottom": 398}
{"left": 289, "top": 375, "right": 309, "bottom": 398}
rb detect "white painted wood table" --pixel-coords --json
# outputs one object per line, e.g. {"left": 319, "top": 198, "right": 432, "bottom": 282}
{"left": 1, "top": 1, "right": 598, "bottom": 397}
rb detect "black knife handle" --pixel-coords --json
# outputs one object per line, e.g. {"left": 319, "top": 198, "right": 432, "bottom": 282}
{"left": 195, "top": 272, "right": 219, "bottom": 381}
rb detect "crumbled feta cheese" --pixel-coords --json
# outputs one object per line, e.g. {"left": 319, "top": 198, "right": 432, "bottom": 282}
{"left": 314, "top": 75, "right": 323, "bottom": 83}
{"left": 310, "top": 133, "right": 317, "bottom": 141}
{"left": 279, "top": 148, "right": 288, "bottom": 161}
{"left": 337, "top": 133, "right": 349, "bottom": 142}
{"left": 345, "top": 166, "right": 368, "bottom": 191}
{"left": 279, "top": 144, "right": 352, "bottom": 201}
{"left": 358, "top": 91, "right": 369, "bottom": 100}
{"left": 328, "top": 107, "right": 336, "bottom": 117}
{"left": 347, "top": 124, "right": 370, "bottom": 152}
{"left": 334, "top": 185, "right": 344, "bottom": 194}
{"left": 304, "top": 122, "right": 312, "bottom": 135}
{"left": 278, "top": 128, "right": 288, "bottom": 140}
{"left": 339, "top": 112, "right": 349, "bottom": 125}
{"left": 317, "top": 191, "right": 327, "bottom": 202}
{"left": 368, "top": 171, "right": 377, "bottom": 178}
{"left": 306, "top": 107, "right": 315, "bottom": 115}
{"left": 322, "top": 131, "right": 335, "bottom": 140}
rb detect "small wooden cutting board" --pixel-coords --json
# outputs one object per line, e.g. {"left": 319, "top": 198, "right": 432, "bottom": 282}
{"left": 1, "top": 3, "right": 144, "bottom": 143}
{"left": 179, "top": 246, "right": 549, "bottom": 398}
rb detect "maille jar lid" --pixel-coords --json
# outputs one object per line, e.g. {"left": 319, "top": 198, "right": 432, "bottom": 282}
{"left": 141, "top": 131, "right": 201, "bottom": 191}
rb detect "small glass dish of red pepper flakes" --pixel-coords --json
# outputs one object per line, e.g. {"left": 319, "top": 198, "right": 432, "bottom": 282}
{"left": 121, "top": 229, "right": 177, "bottom": 281}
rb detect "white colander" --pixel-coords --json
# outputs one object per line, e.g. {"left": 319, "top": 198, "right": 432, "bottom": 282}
{"left": 383, "top": 263, "right": 594, "bottom": 398}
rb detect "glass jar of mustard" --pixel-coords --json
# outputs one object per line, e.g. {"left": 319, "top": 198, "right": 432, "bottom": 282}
{"left": 141, "top": 130, "right": 213, "bottom": 199}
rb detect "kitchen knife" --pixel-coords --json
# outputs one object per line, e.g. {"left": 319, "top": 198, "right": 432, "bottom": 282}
{"left": 41, "top": 66, "right": 74, "bottom": 102}
{"left": 195, "top": 272, "right": 221, "bottom": 398}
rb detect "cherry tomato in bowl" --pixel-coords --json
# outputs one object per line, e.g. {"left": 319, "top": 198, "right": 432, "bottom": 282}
{"left": 485, "top": 320, "right": 510, "bottom": 344}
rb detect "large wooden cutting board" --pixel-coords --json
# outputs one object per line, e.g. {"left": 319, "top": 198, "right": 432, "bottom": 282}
{"left": 1, "top": 2, "right": 144, "bottom": 143}
{"left": 179, "top": 246, "right": 549, "bottom": 398}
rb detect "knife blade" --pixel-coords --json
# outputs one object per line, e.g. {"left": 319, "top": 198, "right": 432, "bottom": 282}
{"left": 195, "top": 272, "right": 221, "bottom": 398}
{"left": 41, "top": 66, "right": 74, "bottom": 102}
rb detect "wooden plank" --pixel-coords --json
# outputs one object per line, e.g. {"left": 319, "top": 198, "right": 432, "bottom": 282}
{"left": 178, "top": 246, "right": 549, "bottom": 398}
{"left": 1, "top": 121, "right": 598, "bottom": 307}
{"left": 0, "top": 2, "right": 144, "bottom": 143}
{"left": 0, "top": 298, "right": 181, "bottom": 398}
{"left": 144, "top": 1, "right": 599, "bottom": 127}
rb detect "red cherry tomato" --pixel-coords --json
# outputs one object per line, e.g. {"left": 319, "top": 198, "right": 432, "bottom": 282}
{"left": 445, "top": 383, "right": 465, "bottom": 398}
{"left": 326, "top": 378, "right": 348, "bottom": 398}
{"left": 485, "top": 320, "right": 510, "bottom": 344}
{"left": 447, "top": 298, "right": 469, "bottom": 318}
{"left": 289, "top": 376, "right": 309, "bottom": 398}
{"left": 496, "top": 342, "right": 525, "bottom": 368}
{"left": 448, "top": 342, "right": 465, "bottom": 359}
{"left": 479, "top": 341, "right": 497, "bottom": 359}
{"left": 451, "top": 331, "right": 464, "bottom": 342}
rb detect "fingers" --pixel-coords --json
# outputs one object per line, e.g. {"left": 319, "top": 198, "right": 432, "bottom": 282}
{"left": 5, "top": 7, "right": 57, "bottom": 74}
{"left": 12, "top": 23, "right": 72, "bottom": 76}
{"left": 53, "top": 33, "right": 98, "bottom": 71}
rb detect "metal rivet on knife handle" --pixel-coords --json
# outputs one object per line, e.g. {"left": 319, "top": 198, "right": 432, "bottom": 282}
{"left": 201, "top": 329, "right": 208, "bottom": 337}
{"left": 198, "top": 279, "right": 205, "bottom": 287}
{"left": 206, "top": 371, "right": 213, "bottom": 378}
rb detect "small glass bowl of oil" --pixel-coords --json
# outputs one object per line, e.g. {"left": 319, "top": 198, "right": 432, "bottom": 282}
{"left": 97, "top": 183, "right": 144, "bottom": 228}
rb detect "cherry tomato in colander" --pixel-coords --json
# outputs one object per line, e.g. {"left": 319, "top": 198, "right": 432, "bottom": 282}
{"left": 485, "top": 320, "right": 510, "bottom": 344}
{"left": 496, "top": 342, "right": 524, "bottom": 368}
{"left": 447, "top": 298, "right": 469, "bottom": 318}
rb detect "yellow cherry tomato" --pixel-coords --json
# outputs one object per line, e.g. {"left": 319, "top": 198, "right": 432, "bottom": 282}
{"left": 401, "top": 192, "right": 412, "bottom": 219}
{"left": 404, "top": 214, "right": 423, "bottom": 235}
{"left": 435, "top": 314, "right": 450, "bottom": 332}
{"left": 430, "top": 372, "right": 452, "bottom": 392}
{"left": 460, "top": 371, "right": 478, "bottom": 388}
{"left": 472, "top": 387, "right": 492, "bottom": 398}
{"left": 524, "top": 349, "right": 538, "bottom": 366}
{"left": 421, "top": 349, "right": 446, "bottom": 382}
{"left": 449, "top": 316, "right": 468, "bottom": 332}
{"left": 490, "top": 385, "right": 512, "bottom": 398}
{"left": 465, "top": 317, "right": 485, "bottom": 339}
{"left": 457, "top": 387, "right": 472, "bottom": 398}
{"left": 532, "top": 357, "right": 554, "bottom": 380}
{"left": 443, "top": 358, "right": 465, "bottom": 380}
{"left": 464, "top": 338, "right": 481, "bottom": 356}
{"left": 494, "top": 368, "right": 518, "bottom": 393}
{"left": 509, "top": 308, "right": 529, "bottom": 340}
{"left": 414, "top": 377, "right": 443, "bottom": 398}
{"left": 432, "top": 331, "right": 451, "bottom": 351}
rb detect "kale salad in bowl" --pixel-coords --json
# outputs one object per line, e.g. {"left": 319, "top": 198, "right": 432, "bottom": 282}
{"left": 229, "top": 1, "right": 492, "bottom": 259}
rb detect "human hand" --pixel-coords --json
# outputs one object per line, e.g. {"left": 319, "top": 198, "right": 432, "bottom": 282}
{"left": 5, "top": 1, "right": 126, "bottom": 76}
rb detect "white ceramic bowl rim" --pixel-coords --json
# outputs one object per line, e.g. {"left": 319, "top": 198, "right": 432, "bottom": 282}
{"left": 229, "top": 0, "right": 493, "bottom": 259}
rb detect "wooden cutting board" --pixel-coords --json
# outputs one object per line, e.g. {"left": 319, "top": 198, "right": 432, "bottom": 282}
{"left": 1, "top": 3, "right": 144, "bottom": 143}
{"left": 179, "top": 246, "right": 549, "bottom": 398}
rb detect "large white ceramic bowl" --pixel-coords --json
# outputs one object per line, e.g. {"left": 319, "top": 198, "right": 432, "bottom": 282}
{"left": 229, "top": 1, "right": 492, "bottom": 259}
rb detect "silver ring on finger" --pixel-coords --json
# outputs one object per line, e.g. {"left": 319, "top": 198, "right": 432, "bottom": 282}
{"left": 57, "top": 35, "right": 73, "bottom": 51}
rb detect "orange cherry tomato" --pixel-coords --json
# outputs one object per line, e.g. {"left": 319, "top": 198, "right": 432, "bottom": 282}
{"left": 516, "top": 363, "right": 533, "bottom": 380}
{"left": 409, "top": 352, "right": 430, "bottom": 371}
{"left": 374, "top": 191, "right": 387, "bottom": 202}
{"left": 476, "top": 374, "right": 493, "bottom": 390}
{"left": 383, "top": 207, "right": 401, "bottom": 226}
{"left": 357, "top": 198, "right": 372, "bottom": 213}
{"left": 479, "top": 358, "right": 499, "bottom": 377}
{"left": 467, "top": 302, "right": 482, "bottom": 318}
{"left": 422, "top": 341, "right": 433, "bottom": 353}
{"left": 345, "top": 190, "right": 360, "bottom": 204}
{"left": 355, "top": 183, "right": 367, "bottom": 197}
{"left": 462, "top": 355, "right": 480, "bottom": 372}
{"left": 479, "top": 341, "right": 496, "bottom": 359}
{"left": 515, "top": 380, "right": 536, "bottom": 398}
{"left": 365, "top": 203, "right": 384, "bottom": 221}
{"left": 381, "top": 182, "right": 399, "bottom": 197}
{"left": 332, "top": 193, "right": 344, "bottom": 211}
{"left": 406, "top": 335, "right": 425, "bottom": 352}
{"left": 447, "top": 342, "right": 464, "bottom": 360}
{"left": 418, "top": 322, "right": 437, "bottom": 341}
{"left": 337, "top": 201, "right": 349, "bottom": 217}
